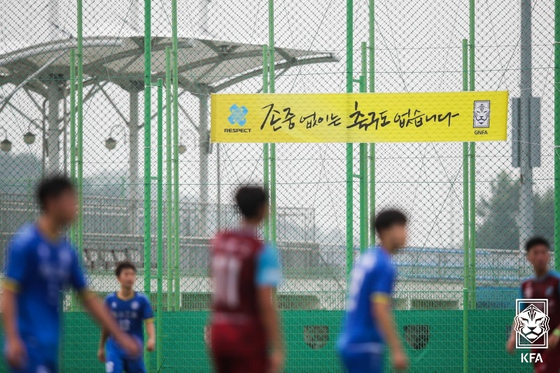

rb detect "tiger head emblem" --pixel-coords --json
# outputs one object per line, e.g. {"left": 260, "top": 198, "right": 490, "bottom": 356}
{"left": 514, "top": 304, "right": 550, "bottom": 344}
{"left": 474, "top": 103, "right": 489, "bottom": 127}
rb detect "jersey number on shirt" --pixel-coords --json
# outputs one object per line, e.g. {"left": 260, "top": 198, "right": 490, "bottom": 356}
{"left": 119, "top": 319, "right": 131, "bottom": 332}
{"left": 212, "top": 255, "right": 242, "bottom": 307}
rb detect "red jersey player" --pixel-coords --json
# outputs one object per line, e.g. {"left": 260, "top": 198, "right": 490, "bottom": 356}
{"left": 209, "top": 186, "right": 284, "bottom": 373}
{"left": 507, "top": 237, "right": 560, "bottom": 373}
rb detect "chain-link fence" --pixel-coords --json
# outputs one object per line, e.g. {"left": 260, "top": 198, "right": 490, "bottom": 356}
{"left": 0, "top": 0, "right": 558, "bottom": 372}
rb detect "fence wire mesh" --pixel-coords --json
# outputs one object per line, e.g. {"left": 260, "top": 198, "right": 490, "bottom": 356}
{"left": 0, "top": 0, "right": 557, "bottom": 372}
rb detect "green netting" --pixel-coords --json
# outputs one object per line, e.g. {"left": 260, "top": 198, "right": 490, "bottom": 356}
{"left": 0, "top": 0, "right": 558, "bottom": 372}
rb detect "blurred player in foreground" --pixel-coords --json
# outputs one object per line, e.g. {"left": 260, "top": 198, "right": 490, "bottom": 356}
{"left": 2, "top": 176, "right": 139, "bottom": 373}
{"left": 209, "top": 185, "right": 284, "bottom": 373}
{"left": 98, "top": 261, "right": 155, "bottom": 373}
{"left": 506, "top": 237, "right": 560, "bottom": 373}
{"left": 338, "top": 209, "right": 409, "bottom": 373}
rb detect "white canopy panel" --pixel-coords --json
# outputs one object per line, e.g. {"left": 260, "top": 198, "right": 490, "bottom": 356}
{"left": 0, "top": 37, "right": 338, "bottom": 95}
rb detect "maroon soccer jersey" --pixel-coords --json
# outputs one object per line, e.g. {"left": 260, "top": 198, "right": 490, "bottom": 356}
{"left": 520, "top": 272, "right": 560, "bottom": 332}
{"left": 520, "top": 272, "right": 560, "bottom": 373}
{"left": 210, "top": 229, "right": 265, "bottom": 319}
{"left": 209, "top": 229, "right": 269, "bottom": 373}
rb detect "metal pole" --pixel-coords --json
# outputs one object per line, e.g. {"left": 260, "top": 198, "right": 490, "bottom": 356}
{"left": 47, "top": 81, "right": 61, "bottom": 175}
{"left": 49, "top": 0, "right": 59, "bottom": 41}
{"left": 346, "top": 0, "right": 354, "bottom": 282}
{"left": 468, "top": 0, "right": 477, "bottom": 310}
{"left": 77, "top": 0, "right": 84, "bottom": 262}
{"left": 143, "top": 0, "right": 152, "bottom": 320}
{"left": 199, "top": 94, "right": 210, "bottom": 237}
{"left": 165, "top": 47, "right": 173, "bottom": 310}
{"left": 368, "top": 0, "right": 375, "bottom": 246}
{"left": 462, "top": 38, "right": 469, "bottom": 373}
{"left": 129, "top": 92, "right": 140, "bottom": 235}
{"left": 555, "top": 0, "right": 560, "bottom": 270}
{"left": 519, "top": 0, "right": 534, "bottom": 252}
{"left": 172, "top": 0, "right": 181, "bottom": 311}
{"left": 156, "top": 79, "right": 163, "bottom": 371}
{"left": 359, "top": 42, "right": 368, "bottom": 253}
{"left": 263, "top": 46, "right": 270, "bottom": 241}
{"left": 268, "top": 0, "right": 277, "bottom": 246}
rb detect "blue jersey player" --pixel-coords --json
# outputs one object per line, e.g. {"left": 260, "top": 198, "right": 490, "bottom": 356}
{"left": 2, "top": 176, "right": 139, "bottom": 373}
{"left": 338, "top": 209, "right": 409, "bottom": 373}
{"left": 98, "top": 261, "right": 155, "bottom": 373}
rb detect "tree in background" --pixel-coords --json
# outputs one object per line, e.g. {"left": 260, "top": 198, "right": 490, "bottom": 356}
{"left": 533, "top": 188, "right": 554, "bottom": 246}
{"left": 476, "top": 171, "right": 553, "bottom": 250}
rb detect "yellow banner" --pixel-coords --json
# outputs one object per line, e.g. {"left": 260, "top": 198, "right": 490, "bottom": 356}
{"left": 211, "top": 91, "right": 508, "bottom": 143}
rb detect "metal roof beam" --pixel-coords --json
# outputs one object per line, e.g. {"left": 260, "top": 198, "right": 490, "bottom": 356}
{"left": 0, "top": 50, "right": 66, "bottom": 114}
{"left": 97, "top": 83, "right": 129, "bottom": 125}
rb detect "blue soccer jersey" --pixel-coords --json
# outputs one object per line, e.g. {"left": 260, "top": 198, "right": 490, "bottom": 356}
{"left": 3, "top": 223, "right": 89, "bottom": 370}
{"left": 338, "top": 247, "right": 396, "bottom": 352}
{"left": 104, "top": 292, "right": 154, "bottom": 353}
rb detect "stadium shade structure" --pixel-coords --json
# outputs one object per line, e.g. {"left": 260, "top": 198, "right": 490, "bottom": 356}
{"left": 0, "top": 36, "right": 337, "bottom": 218}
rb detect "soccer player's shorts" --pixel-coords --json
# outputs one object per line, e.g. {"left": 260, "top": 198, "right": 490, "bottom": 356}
{"left": 339, "top": 346, "right": 384, "bottom": 373}
{"left": 210, "top": 322, "right": 268, "bottom": 373}
{"left": 106, "top": 345, "right": 147, "bottom": 373}
{"left": 6, "top": 341, "right": 58, "bottom": 373}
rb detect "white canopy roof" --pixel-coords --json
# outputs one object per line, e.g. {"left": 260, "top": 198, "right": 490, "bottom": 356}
{"left": 0, "top": 37, "right": 338, "bottom": 96}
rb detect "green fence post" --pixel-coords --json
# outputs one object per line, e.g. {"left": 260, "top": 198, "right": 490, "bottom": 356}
{"left": 172, "top": 0, "right": 181, "bottom": 311}
{"left": 165, "top": 47, "right": 173, "bottom": 311}
{"left": 346, "top": 0, "right": 354, "bottom": 282}
{"left": 156, "top": 78, "right": 163, "bottom": 371}
{"left": 462, "top": 38, "right": 470, "bottom": 373}
{"left": 554, "top": 0, "right": 560, "bottom": 270}
{"left": 268, "top": 0, "right": 277, "bottom": 246}
{"left": 263, "top": 45, "right": 270, "bottom": 240}
{"left": 77, "top": 0, "right": 84, "bottom": 268}
{"left": 359, "top": 42, "right": 368, "bottom": 253}
{"left": 368, "top": 0, "right": 376, "bottom": 246}
{"left": 143, "top": 0, "right": 152, "bottom": 367}
{"left": 69, "top": 48, "right": 78, "bottom": 312}
{"left": 69, "top": 49, "right": 76, "bottom": 244}
{"left": 143, "top": 0, "right": 152, "bottom": 297}
{"left": 469, "top": 0, "right": 477, "bottom": 310}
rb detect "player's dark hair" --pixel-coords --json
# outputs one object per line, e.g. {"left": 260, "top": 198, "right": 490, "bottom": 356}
{"left": 525, "top": 236, "right": 550, "bottom": 253}
{"left": 235, "top": 185, "right": 268, "bottom": 219}
{"left": 115, "top": 261, "right": 137, "bottom": 277}
{"left": 372, "top": 209, "right": 408, "bottom": 235}
{"left": 36, "top": 175, "right": 75, "bottom": 211}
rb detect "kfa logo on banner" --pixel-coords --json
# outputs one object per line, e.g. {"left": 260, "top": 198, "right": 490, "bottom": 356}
{"left": 514, "top": 299, "right": 550, "bottom": 363}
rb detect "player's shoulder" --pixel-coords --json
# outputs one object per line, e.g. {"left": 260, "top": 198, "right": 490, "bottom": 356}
{"left": 105, "top": 292, "right": 118, "bottom": 302}
{"left": 213, "top": 229, "right": 260, "bottom": 244}
{"left": 520, "top": 274, "right": 536, "bottom": 286}
{"left": 548, "top": 271, "right": 560, "bottom": 281}
{"left": 370, "top": 247, "right": 392, "bottom": 265}
{"left": 357, "top": 247, "right": 389, "bottom": 272}
{"left": 134, "top": 292, "right": 152, "bottom": 304}
{"left": 8, "top": 223, "right": 40, "bottom": 251}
